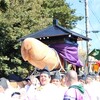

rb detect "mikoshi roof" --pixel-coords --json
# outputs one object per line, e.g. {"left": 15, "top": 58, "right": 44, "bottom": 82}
{"left": 18, "top": 19, "right": 91, "bottom": 42}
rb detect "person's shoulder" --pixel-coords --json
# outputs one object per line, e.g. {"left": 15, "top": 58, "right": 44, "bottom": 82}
{"left": 63, "top": 88, "right": 77, "bottom": 100}
{"left": 65, "top": 87, "right": 76, "bottom": 96}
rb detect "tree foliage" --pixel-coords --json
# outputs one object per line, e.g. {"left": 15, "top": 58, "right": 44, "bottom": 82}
{"left": 41, "top": 0, "right": 83, "bottom": 28}
{"left": 0, "top": 0, "right": 83, "bottom": 78}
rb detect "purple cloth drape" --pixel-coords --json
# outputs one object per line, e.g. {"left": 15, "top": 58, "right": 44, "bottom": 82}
{"left": 50, "top": 43, "right": 83, "bottom": 67}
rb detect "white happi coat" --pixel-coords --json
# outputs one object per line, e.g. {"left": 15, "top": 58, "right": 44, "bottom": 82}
{"left": 26, "top": 83, "right": 62, "bottom": 100}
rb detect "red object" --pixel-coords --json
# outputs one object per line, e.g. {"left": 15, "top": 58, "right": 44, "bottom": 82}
{"left": 96, "top": 61, "right": 100, "bottom": 66}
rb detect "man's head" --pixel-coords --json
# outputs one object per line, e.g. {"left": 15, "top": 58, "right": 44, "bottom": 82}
{"left": 8, "top": 74, "right": 23, "bottom": 88}
{"left": 0, "top": 77, "right": 9, "bottom": 92}
{"left": 85, "top": 74, "right": 93, "bottom": 84}
{"left": 39, "top": 66, "right": 51, "bottom": 86}
{"left": 78, "top": 75, "right": 86, "bottom": 85}
{"left": 51, "top": 71, "right": 61, "bottom": 86}
{"left": 65, "top": 70, "right": 78, "bottom": 86}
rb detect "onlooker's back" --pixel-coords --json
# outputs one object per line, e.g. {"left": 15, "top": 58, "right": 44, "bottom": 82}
{"left": 63, "top": 70, "right": 91, "bottom": 100}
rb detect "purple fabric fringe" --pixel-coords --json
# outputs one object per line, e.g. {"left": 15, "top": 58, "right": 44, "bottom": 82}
{"left": 50, "top": 43, "right": 83, "bottom": 67}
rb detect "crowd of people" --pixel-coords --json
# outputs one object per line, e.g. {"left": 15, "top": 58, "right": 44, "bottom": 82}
{"left": 0, "top": 66, "right": 100, "bottom": 100}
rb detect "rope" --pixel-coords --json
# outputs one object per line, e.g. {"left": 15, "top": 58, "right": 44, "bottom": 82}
{"left": 51, "top": 48, "right": 66, "bottom": 72}
{"left": 31, "top": 47, "right": 66, "bottom": 75}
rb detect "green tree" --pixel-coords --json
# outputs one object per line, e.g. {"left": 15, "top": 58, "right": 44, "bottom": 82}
{"left": 41, "top": 0, "right": 83, "bottom": 28}
{"left": 0, "top": 0, "right": 83, "bottom": 77}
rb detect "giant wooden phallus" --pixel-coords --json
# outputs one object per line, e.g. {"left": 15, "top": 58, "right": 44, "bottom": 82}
{"left": 21, "top": 38, "right": 62, "bottom": 71}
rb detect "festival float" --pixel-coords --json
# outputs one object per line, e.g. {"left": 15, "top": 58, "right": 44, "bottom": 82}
{"left": 18, "top": 19, "right": 91, "bottom": 73}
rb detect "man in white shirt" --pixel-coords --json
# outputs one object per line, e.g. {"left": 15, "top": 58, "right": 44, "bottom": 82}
{"left": 25, "top": 66, "right": 60, "bottom": 100}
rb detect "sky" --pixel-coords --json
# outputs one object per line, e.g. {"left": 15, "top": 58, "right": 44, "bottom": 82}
{"left": 66, "top": 0, "right": 100, "bottom": 52}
